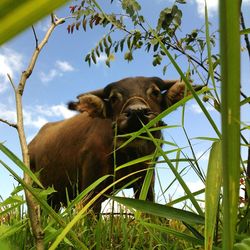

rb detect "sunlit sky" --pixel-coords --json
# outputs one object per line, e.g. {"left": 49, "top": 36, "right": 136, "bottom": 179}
{"left": 0, "top": 1, "right": 250, "bottom": 207}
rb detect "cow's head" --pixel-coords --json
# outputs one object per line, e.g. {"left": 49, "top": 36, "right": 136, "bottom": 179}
{"left": 68, "top": 77, "right": 201, "bottom": 134}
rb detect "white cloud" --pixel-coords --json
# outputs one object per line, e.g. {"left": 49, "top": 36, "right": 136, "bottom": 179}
{"left": 39, "top": 69, "right": 62, "bottom": 83}
{"left": 0, "top": 103, "right": 76, "bottom": 129}
{"left": 195, "top": 0, "right": 218, "bottom": 17}
{"left": 195, "top": 0, "right": 250, "bottom": 17}
{"left": 186, "top": 180, "right": 205, "bottom": 193}
{"left": 39, "top": 60, "right": 75, "bottom": 83}
{"left": 36, "top": 18, "right": 51, "bottom": 32}
{"left": 0, "top": 103, "right": 16, "bottom": 122}
{"left": 196, "top": 150, "right": 210, "bottom": 161}
{"left": 96, "top": 53, "right": 107, "bottom": 65}
{"left": 0, "top": 47, "right": 24, "bottom": 93}
{"left": 36, "top": 104, "right": 76, "bottom": 119}
{"left": 23, "top": 110, "right": 48, "bottom": 128}
{"left": 189, "top": 103, "right": 215, "bottom": 114}
{"left": 55, "top": 60, "right": 75, "bottom": 72}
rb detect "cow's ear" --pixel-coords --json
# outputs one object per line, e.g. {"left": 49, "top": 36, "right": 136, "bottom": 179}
{"left": 162, "top": 80, "right": 203, "bottom": 108}
{"left": 68, "top": 94, "right": 106, "bottom": 118}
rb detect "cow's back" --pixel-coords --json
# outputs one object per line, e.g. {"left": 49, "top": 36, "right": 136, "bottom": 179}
{"left": 28, "top": 112, "right": 113, "bottom": 207}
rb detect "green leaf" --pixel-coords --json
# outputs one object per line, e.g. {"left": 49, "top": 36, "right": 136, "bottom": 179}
{"left": 63, "top": 175, "right": 111, "bottom": 214}
{"left": 108, "top": 35, "right": 112, "bottom": 44}
{"left": 103, "top": 37, "right": 108, "bottom": 48}
{"left": 240, "top": 28, "right": 250, "bottom": 35}
{"left": 82, "top": 18, "right": 87, "bottom": 31}
{"left": 167, "top": 188, "right": 205, "bottom": 206}
{"left": 219, "top": 0, "right": 241, "bottom": 249}
{"left": 0, "top": 0, "right": 69, "bottom": 45}
{"left": 0, "top": 220, "right": 28, "bottom": 240}
{"left": 163, "top": 65, "right": 167, "bottom": 75}
{"left": 99, "top": 40, "right": 104, "bottom": 52}
{"left": 111, "top": 197, "right": 204, "bottom": 225}
{"left": 105, "top": 59, "right": 110, "bottom": 67}
{"left": 234, "top": 238, "right": 250, "bottom": 250}
{"left": 0, "top": 159, "right": 87, "bottom": 249}
{"left": 150, "top": 28, "right": 221, "bottom": 138}
{"left": 91, "top": 50, "right": 97, "bottom": 64}
{"left": 124, "top": 51, "right": 133, "bottom": 62}
{"left": 120, "top": 38, "right": 125, "bottom": 52}
{"left": 141, "top": 221, "right": 203, "bottom": 245}
{"left": 205, "top": 141, "right": 222, "bottom": 250}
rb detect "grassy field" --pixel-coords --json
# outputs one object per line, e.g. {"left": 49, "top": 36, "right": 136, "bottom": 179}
{"left": 1, "top": 0, "right": 250, "bottom": 249}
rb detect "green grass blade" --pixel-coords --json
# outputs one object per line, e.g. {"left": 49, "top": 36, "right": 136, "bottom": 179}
{"left": 143, "top": 124, "right": 204, "bottom": 215}
{"left": 111, "top": 197, "right": 204, "bottom": 225}
{"left": 167, "top": 188, "right": 205, "bottom": 206}
{"left": 0, "top": 220, "right": 28, "bottom": 241}
{"left": 63, "top": 175, "right": 111, "bottom": 214}
{"left": 150, "top": 29, "right": 221, "bottom": 139}
{"left": 0, "top": 159, "right": 87, "bottom": 249}
{"left": 219, "top": 0, "right": 241, "bottom": 249}
{"left": 0, "top": 143, "right": 43, "bottom": 188}
{"left": 240, "top": 97, "right": 250, "bottom": 106}
{"left": 141, "top": 221, "right": 204, "bottom": 246}
{"left": 118, "top": 87, "right": 208, "bottom": 151}
{"left": 234, "top": 238, "right": 250, "bottom": 250}
{"left": 205, "top": 141, "right": 222, "bottom": 250}
{"left": 204, "top": 0, "right": 220, "bottom": 102}
{"left": 0, "top": 0, "right": 69, "bottom": 45}
{"left": 48, "top": 169, "right": 150, "bottom": 250}
{"left": 240, "top": 28, "right": 250, "bottom": 35}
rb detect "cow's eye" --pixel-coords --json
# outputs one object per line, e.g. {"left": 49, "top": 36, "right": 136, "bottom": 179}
{"left": 151, "top": 88, "right": 161, "bottom": 98}
{"left": 110, "top": 95, "right": 117, "bottom": 103}
{"left": 109, "top": 92, "right": 123, "bottom": 105}
{"left": 109, "top": 94, "right": 119, "bottom": 104}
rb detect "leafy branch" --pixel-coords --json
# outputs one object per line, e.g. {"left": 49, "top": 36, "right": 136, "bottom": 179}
{"left": 68, "top": 0, "right": 220, "bottom": 82}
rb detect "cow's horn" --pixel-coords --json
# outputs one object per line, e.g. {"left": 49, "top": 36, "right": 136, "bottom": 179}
{"left": 162, "top": 79, "right": 179, "bottom": 89}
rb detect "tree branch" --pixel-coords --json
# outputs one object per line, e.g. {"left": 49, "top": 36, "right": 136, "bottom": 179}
{"left": 240, "top": 11, "right": 250, "bottom": 60}
{"left": 32, "top": 26, "right": 39, "bottom": 49}
{"left": 9, "top": 15, "right": 66, "bottom": 250}
{"left": 0, "top": 118, "right": 17, "bottom": 129}
{"left": 17, "top": 16, "right": 65, "bottom": 95}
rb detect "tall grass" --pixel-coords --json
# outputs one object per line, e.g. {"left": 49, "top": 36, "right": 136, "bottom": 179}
{"left": 219, "top": 1, "right": 241, "bottom": 249}
{"left": 0, "top": 1, "right": 249, "bottom": 249}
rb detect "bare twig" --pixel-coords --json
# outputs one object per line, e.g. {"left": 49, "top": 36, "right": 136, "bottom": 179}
{"left": 7, "top": 73, "right": 16, "bottom": 92}
{"left": 18, "top": 15, "right": 65, "bottom": 95}
{"left": 32, "top": 26, "right": 39, "bottom": 49}
{"left": 0, "top": 118, "right": 17, "bottom": 129}
{"left": 240, "top": 11, "right": 250, "bottom": 60}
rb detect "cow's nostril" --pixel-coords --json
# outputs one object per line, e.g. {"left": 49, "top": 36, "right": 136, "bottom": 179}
{"left": 125, "top": 109, "right": 133, "bottom": 118}
{"left": 142, "top": 108, "right": 151, "bottom": 116}
{"left": 125, "top": 108, "right": 151, "bottom": 120}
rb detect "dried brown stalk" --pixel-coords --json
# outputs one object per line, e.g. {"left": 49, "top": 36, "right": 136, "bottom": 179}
{"left": 1, "top": 15, "right": 66, "bottom": 250}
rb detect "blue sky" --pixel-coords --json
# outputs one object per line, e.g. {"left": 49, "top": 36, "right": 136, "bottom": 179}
{"left": 0, "top": 0, "right": 249, "bottom": 208}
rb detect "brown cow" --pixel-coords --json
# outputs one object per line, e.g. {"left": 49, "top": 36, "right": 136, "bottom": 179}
{"left": 28, "top": 76, "right": 200, "bottom": 213}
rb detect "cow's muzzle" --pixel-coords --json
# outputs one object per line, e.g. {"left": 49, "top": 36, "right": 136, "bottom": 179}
{"left": 125, "top": 107, "right": 151, "bottom": 124}
{"left": 116, "top": 96, "right": 158, "bottom": 133}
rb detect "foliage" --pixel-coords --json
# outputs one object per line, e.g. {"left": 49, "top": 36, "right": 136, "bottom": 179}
{"left": 68, "top": 0, "right": 219, "bottom": 79}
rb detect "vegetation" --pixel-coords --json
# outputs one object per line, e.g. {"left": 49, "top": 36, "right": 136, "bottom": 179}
{"left": 0, "top": 0, "right": 250, "bottom": 249}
